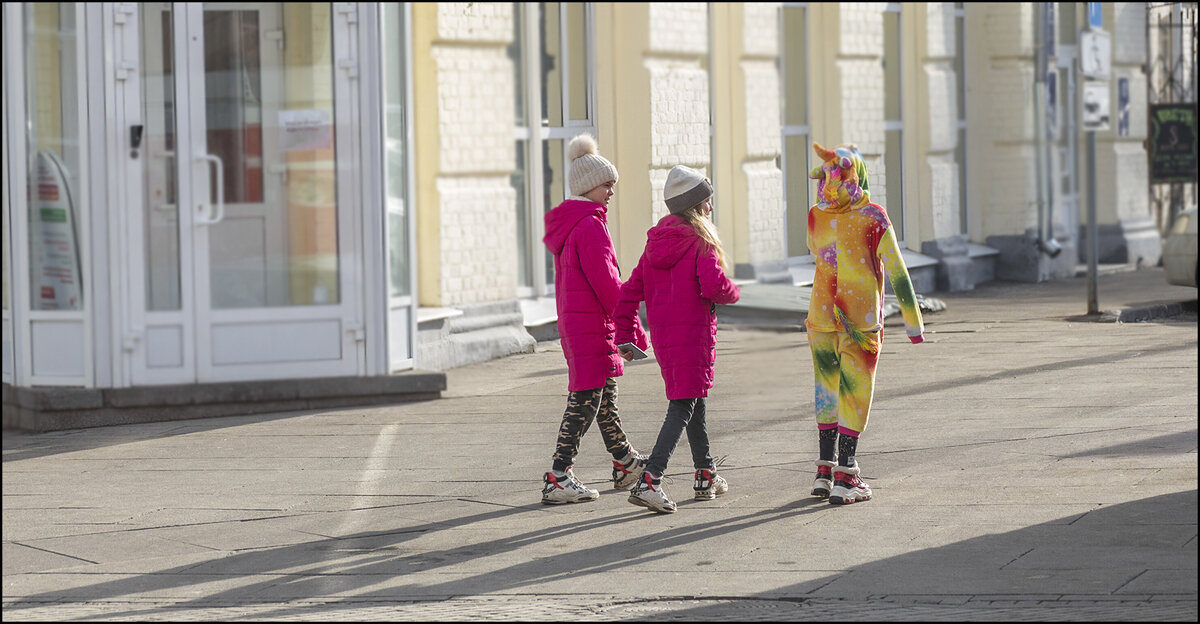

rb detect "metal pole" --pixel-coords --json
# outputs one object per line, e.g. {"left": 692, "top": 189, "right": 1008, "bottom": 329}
{"left": 1086, "top": 129, "right": 1099, "bottom": 315}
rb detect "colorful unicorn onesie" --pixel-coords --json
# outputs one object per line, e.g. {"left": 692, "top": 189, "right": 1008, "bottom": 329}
{"left": 805, "top": 142, "right": 924, "bottom": 505}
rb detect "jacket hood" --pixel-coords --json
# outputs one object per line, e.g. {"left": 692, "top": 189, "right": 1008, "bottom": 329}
{"left": 645, "top": 215, "right": 700, "bottom": 270}
{"left": 809, "top": 142, "right": 871, "bottom": 214}
{"left": 543, "top": 199, "right": 607, "bottom": 254}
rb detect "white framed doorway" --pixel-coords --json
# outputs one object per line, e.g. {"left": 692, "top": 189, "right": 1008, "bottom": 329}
{"left": 123, "top": 2, "right": 366, "bottom": 385}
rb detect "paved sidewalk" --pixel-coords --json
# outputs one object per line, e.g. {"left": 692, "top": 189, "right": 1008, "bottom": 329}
{"left": 3, "top": 267, "right": 1197, "bottom": 621}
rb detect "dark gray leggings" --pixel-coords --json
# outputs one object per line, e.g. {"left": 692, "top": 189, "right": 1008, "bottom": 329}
{"left": 645, "top": 397, "right": 714, "bottom": 477}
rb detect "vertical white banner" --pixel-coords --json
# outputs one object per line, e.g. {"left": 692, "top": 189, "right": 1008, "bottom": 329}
{"left": 30, "top": 150, "right": 83, "bottom": 310}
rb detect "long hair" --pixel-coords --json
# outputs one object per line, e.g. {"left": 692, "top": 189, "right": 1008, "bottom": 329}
{"left": 675, "top": 202, "right": 728, "bottom": 272}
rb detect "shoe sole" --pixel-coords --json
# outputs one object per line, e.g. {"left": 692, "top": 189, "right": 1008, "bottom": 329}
{"left": 693, "top": 488, "right": 728, "bottom": 501}
{"left": 811, "top": 488, "right": 831, "bottom": 498}
{"left": 828, "top": 491, "right": 871, "bottom": 505}
{"left": 628, "top": 494, "right": 676, "bottom": 513}
{"left": 541, "top": 496, "right": 598, "bottom": 505}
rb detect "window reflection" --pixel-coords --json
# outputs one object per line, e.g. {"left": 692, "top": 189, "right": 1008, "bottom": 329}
{"left": 26, "top": 2, "right": 84, "bottom": 311}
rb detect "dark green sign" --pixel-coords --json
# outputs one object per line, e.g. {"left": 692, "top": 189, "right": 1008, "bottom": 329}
{"left": 1149, "top": 103, "right": 1198, "bottom": 183}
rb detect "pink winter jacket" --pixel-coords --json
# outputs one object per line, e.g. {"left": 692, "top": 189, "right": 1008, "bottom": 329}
{"left": 615, "top": 215, "right": 740, "bottom": 400}
{"left": 544, "top": 199, "right": 646, "bottom": 392}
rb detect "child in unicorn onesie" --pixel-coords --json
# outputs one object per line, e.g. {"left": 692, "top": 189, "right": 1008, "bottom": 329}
{"left": 805, "top": 142, "right": 924, "bottom": 505}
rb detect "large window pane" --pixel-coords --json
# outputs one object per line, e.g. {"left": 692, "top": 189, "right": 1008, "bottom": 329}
{"left": 383, "top": 3, "right": 409, "bottom": 298}
{"left": 543, "top": 138, "right": 564, "bottom": 285}
{"left": 513, "top": 140, "right": 532, "bottom": 288}
{"left": 883, "top": 11, "right": 902, "bottom": 121}
{"left": 566, "top": 2, "right": 588, "bottom": 121}
{"left": 206, "top": 3, "right": 339, "bottom": 309}
{"left": 204, "top": 10, "right": 263, "bottom": 205}
{"left": 26, "top": 2, "right": 84, "bottom": 311}
{"left": 782, "top": 5, "right": 808, "bottom": 127}
{"left": 785, "top": 134, "right": 811, "bottom": 257}
{"left": 885, "top": 129, "right": 905, "bottom": 236}
{"left": 540, "top": 3, "right": 562, "bottom": 127}
{"left": 142, "top": 2, "right": 182, "bottom": 311}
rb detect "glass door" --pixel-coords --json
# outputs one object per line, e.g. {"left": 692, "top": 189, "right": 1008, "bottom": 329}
{"left": 135, "top": 2, "right": 361, "bottom": 384}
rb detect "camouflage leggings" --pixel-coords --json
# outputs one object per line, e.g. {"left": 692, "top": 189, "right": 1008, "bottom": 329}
{"left": 551, "top": 377, "right": 632, "bottom": 472}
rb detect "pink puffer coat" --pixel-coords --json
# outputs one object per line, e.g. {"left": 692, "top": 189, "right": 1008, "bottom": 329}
{"left": 544, "top": 199, "right": 646, "bottom": 392}
{"left": 615, "top": 215, "right": 740, "bottom": 400}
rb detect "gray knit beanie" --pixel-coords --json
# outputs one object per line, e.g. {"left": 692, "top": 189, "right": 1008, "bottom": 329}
{"left": 567, "top": 134, "right": 619, "bottom": 197}
{"left": 663, "top": 165, "right": 713, "bottom": 214}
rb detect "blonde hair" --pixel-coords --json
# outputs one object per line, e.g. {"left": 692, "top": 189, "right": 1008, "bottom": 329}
{"left": 677, "top": 202, "right": 728, "bottom": 272}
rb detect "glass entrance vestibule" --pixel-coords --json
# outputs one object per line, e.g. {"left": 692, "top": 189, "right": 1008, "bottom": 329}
{"left": 2, "top": 3, "right": 422, "bottom": 412}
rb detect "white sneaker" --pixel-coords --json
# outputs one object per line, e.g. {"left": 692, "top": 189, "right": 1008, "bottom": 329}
{"left": 541, "top": 469, "right": 599, "bottom": 505}
{"left": 828, "top": 464, "right": 872, "bottom": 505}
{"left": 612, "top": 451, "right": 647, "bottom": 490}
{"left": 693, "top": 468, "right": 728, "bottom": 500}
{"left": 628, "top": 472, "right": 676, "bottom": 513}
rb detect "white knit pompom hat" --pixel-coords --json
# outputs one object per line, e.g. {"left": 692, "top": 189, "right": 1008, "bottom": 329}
{"left": 567, "top": 134, "right": 619, "bottom": 197}
{"left": 663, "top": 165, "right": 713, "bottom": 214}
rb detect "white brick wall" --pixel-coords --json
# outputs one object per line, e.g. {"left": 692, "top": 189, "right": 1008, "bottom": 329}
{"left": 743, "top": 3, "right": 780, "bottom": 57}
{"left": 983, "top": 3, "right": 1033, "bottom": 59}
{"left": 839, "top": 4, "right": 883, "bottom": 58}
{"left": 927, "top": 152, "right": 961, "bottom": 237}
{"left": 926, "top": 62, "right": 957, "bottom": 153}
{"left": 437, "top": 178, "right": 518, "bottom": 306}
{"left": 743, "top": 160, "right": 785, "bottom": 264}
{"left": 646, "top": 59, "right": 711, "bottom": 168}
{"left": 925, "top": 2, "right": 955, "bottom": 59}
{"left": 436, "top": 2, "right": 512, "bottom": 43}
{"left": 432, "top": 2, "right": 518, "bottom": 306}
{"left": 1112, "top": 3, "right": 1147, "bottom": 65}
{"left": 433, "top": 46, "right": 514, "bottom": 174}
{"left": 1098, "top": 142, "right": 1150, "bottom": 222}
{"left": 743, "top": 60, "right": 782, "bottom": 159}
{"left": 649, "top": 3, "right": 708, "bottom": 55}
{"left": 741, "top": 6, "right": 784, "bottom": 268}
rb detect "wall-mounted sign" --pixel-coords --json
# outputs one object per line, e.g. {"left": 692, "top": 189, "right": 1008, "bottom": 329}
{"left": 1149, "top": 103, "right": 1198, "bottom": 183}
{"left": 279, "top": 109, "right": 332, "bottom": 152}
{"left": 1081, "top": 81, "right": 1110, "bottom": 132}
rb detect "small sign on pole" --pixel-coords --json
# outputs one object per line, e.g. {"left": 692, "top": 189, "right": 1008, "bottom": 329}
{"left": 1079, "top": 30, "right": 1111, "bottom": 80}
{"left": 1087, "top": 2, "right": 1103, "bottom": 29}
{"left": 1081, "top": 82, "right": 1110, "bottom": 132}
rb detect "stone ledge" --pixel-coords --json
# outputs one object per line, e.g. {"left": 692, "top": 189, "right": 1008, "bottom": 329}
{"left": 2, "top": 371, "right": 446, "bottom": 432}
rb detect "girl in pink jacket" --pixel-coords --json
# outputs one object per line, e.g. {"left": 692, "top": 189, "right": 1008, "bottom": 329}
{"left": 540, "top": 134, "right": 649, "bottom": 506}
{"left": 615, "top": 165, "right": 740, "bottom": 514}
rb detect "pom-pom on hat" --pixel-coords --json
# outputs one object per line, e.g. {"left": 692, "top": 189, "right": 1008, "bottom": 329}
{"left": 663, "top": 165, "right": 714, "bottom": 214}
{"left": 567, "top": 134, "right": 619, "bottom": 197}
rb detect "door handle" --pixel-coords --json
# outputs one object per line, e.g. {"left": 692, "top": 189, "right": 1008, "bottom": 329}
{"left": 196, "top": 154, "right": 225, "bottom": 225}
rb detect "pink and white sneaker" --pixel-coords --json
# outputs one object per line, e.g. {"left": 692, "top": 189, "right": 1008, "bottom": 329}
{"left": 828, "top": 464, "right": 872, "bottom": 505}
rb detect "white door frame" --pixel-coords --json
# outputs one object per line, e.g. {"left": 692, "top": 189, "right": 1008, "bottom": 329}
{"left": 121, "top": 2, "right": 367, "bottom": 385}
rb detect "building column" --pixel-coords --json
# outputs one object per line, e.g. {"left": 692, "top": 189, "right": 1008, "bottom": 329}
{"left": 410, "top": 3, "right": 532, "bottom": 370}
{"left": 1087, "top": 2, "right": 1160, "bottom": 266}
{"left": 970, "top": 3, "right": 1074, "bottom": 282}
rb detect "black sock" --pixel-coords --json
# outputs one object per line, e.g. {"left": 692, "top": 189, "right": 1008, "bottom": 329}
{"left": 818, "top": 428, "right": 837, "bottom": 461}
{"left": 837, "top": 433, "right": 858, "bottom": 467}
